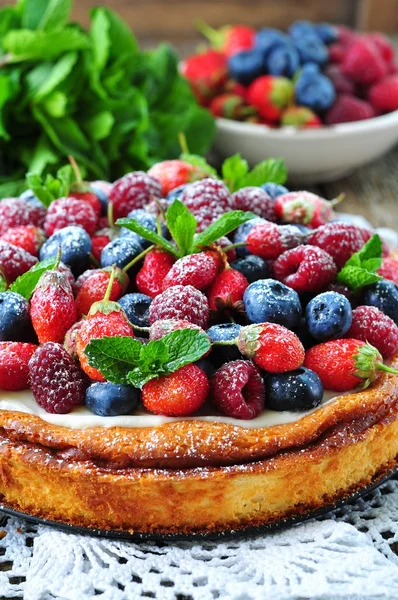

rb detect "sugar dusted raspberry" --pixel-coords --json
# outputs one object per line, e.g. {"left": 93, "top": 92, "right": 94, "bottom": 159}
{"left": 0, "top": 198, "right": 46, "bottom": 236}
{"left": 210, "top": 360, "right": 265, "bottom": 419}
{"left": 347, "top": 305, "right": 398, "bottom": 358}
{"left": 149, "top": 285, "right": 209, "bottom": 329}
{"left": 29, "top": 342, "right": 87, "bottom": 413}
{"left": 378, "top": 256, "right": 398, "bottom": 285}
{"left": 274, "top": 245, "right": 337, "bottom": 294}
{"left": 231, "top": 187, "right": 277, "bottom": 221}
{"left": 162, "top": 251, "right": 219, "bottom": 291}
{"left": 109, "top": 172, "right": 162, "bottom": 220}
{"left": 0, "top": 241, "right": 37, "bottom": 283}
{"left": 149, "top": 319, "right": 205, "bottom": 341}
{"left": 0, "top": 342, "right": 38, "bottom": 390}
{"left": 44, "top": 197, "right": 97, "bottom": 237}
{"left": 180, "top": 179, "right": 232, "bottom": 232}
{"left": 307, "top": 223, "right": 372, "bottom": 269}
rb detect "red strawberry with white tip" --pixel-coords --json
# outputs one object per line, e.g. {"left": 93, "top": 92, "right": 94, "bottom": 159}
{"left": 274, "top": 191, "right": 337, "bottom": 228}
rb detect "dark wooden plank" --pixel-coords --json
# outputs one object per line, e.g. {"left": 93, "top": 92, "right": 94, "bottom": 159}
{"left": 357, "top": 0, "right": 398, "bottom": 33}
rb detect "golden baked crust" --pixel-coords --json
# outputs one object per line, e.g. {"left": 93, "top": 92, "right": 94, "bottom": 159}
{"left": 0, "top": 355, "right": 396, "bottom": 534}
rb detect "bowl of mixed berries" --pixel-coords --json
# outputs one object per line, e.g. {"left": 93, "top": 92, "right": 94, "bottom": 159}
{"left": 182, "top": 21, "right": 398, "bottom": 183}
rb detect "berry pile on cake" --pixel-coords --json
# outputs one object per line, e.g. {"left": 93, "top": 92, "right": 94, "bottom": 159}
{"left": 0, "top": 156, "right": 397, "bottom": 535}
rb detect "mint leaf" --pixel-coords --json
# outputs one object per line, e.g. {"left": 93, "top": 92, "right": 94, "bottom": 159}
{"left": 116, "top": 217, "right": 179, "bottom": 257}
{"left": 193, "top": 211, "right": 255, "bottom": 251}
{"left": 162, "top": 329, "right": 211, "bottom": 373}
{"left": 3, "top": 28, "right": 90, "bottom": 62}
{"left": 22, "top": 0, "right": 72, "bottom": 31}
{"left": 85, "top": 336, "right": 143, "bottom": 384}
{"left": 139, "top": 340, "right": 169, "bottom": 372}
{"left": 337, "top": 234, "right": 383, "bottom": 292}
{"left": 180, "top": 153, "right": 218, "bottom": 177}
{"left": 32, "top": 52, "right": 78, "bottom": 102}
{"left": 240, "top": 158, "right": 287, "bottom": 188}
{"left": 165, "top": 200, "right": 197, "bottom": 256}
{"left": 0, "top": 274, "right": 6, "bottom": 293}
{"left": 222, "top": 154, "right": 249, "bottom": 192}
{"left": 26, "top": 166, "right": 73, "bottom": 207}
{"left": 9, "top": 257, "right": 57, "bottom": 299}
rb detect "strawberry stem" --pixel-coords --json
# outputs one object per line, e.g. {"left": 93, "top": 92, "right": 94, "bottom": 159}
{"left": 54, "top": 246, "right": 62, "bottom": 271}
{"left": 377, "top": 363, "right": 398, "bottom": 375}
{"left": 156, "top": 215, "right": 163, "bottom": 237}
{"left": 212, "top": 339, "right": 238, "bottom": 347}
{"left": 103, "top": 265, "right": 116, "bottom": 302}
{"left": 221, "top": 241, "right": 247, "bottom": 253}
{"left": 330, "top": 192, "right": 345, "bottom": 207}
{"left": 195, "top": 19, "right": 221, "bottom": 47}
{"left": 107, "top": 201, "right": 115, "bottom": 230}
{"left": 130, "top": 324, "right": 150, "bottom": 334}
{"left": 122, "top": 245, "right": 154, "bottom": 273}
{"left": 178, "top": 132, "right": 190, "bottom": 155}
{"left": 68, "top": 155, "right": 83, "bottom": 187}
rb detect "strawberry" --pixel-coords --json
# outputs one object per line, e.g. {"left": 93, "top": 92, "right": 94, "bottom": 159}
{"left": 162, "top": 251, "right": 220, "bottom": 292}
{"left": 0, "top": 342, "right": 38, "bottom": 390}
{"left": 341, "top": 38, "right": 387, "bottom": 84}
{"left": 246, "top": 222, "right": 303, "bottom": 260}
{"left": 246, "top": 75, "right": 294, "bottom": 122}
{"left": 198, "top": 22, "right": 255, "bottom": 56}
{"left": 369, "top": 75, "right": 398, "bottom": 112}
{"left": 0, "top": 197, "right": 46, "bottom": 236}
{"left": 0, "top": 241, "right": 37, "bottom": 283}
{"left": 147, "top": 160, "right": 207, "bottom": 197}
{"left": 180, "top": 50, "right": 228, "bottom": 102}
{"left": 44, "top": 197, "right": 97, "bottom": 236}
{"left": 30, "top": 269, "right": 77, "bottom": 344}
{"left": 274, "top": 191, "right": 336, "bottom": 228}
{"left": 378, "top": 255, "right": 398, "bottom": 285}
{"left": 76, "top": 270, "right": 135, "bottom": 381}
{"left": 136, "top": 247, "right": 176, "bottom": 298}
{"left": 142, "top": 364, "right": 209, "bottom": 416}
{"left": 237, "top": 323, "right": 305, "bottom": 373}
{"left": 1, "top": 226, "right": 46, "bottom": 257}
{"left": 325, "top": 94, "right": 375, "bottom": 125}
{"left": 281, "top": 106, "right": 322, "bottom": 129}
{"left": 207, "top": 268, "right": 248, "bottom": 312}
{"left": 208, "top": 93, "right": 255, "bottom": 120}
{"left": 91, "top": 229, "right": 114, "bottom": 263}
{"left": 75, "top": 267, "right": 128, "bottom": 317}
{"left": 304, "top": 339, "right": 398, "bottom": 392}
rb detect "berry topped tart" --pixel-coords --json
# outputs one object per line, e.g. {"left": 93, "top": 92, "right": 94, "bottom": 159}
{"left": 0, "top": 155, "right": 397, "bottom": 535}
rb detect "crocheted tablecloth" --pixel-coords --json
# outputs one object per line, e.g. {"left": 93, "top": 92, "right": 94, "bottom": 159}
{"left": 1, "top": 474, "right": 398, "bottom": 600}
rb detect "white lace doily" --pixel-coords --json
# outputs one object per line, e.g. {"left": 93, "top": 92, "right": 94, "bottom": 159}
{"left": 1, "top": 475, "right": 398, "bottom": 600}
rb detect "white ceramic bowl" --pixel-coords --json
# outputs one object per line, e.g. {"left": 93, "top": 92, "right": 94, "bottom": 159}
{"left": 214, "top": 110, "right": 398, "bottom": 184}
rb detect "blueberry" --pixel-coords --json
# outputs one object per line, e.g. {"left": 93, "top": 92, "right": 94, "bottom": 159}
{"left": 228, "top": 49, "right": 265, "bottom": 86}
{"left": 255, "top": 28, "right": 290, "bottom": 57}
{"left": 86, "top": 382, "right": 140, "bottom": 417}
{"left": 315, "top": 23, "right": 338, "bottom": 45}
{"left": 294, "top": 36, "right": 328, "bottom": 65}
{"left": 243, "top": 279, "right": 302, "bottom": 328}
{"left": 306, "top": 292, "right": 352, "bottom": 341}
{"left": 196, "top": 358, "right": 215, "bottom": 378}
{"left": 100, "top": 236, "right": 143, "bottom": 270}
{"left": 90, "top": 184, "right": 109, "bottom": 216}
{"left": 119, "top": 209, "right": 167, "bottom": 248}
{"left": 207, "top": 323, "right": 242, "bottom": 367}
{"left": 266, "top": 44, "right": 300, "bottom": 78}
{"left": 289, "top": 20, "right": 318, "bottom": 40}
{"left": 0, "top": 292, "right": 31, "bottom": 341}
{"left": 166, "top": 184, "right": 189, "bottom": 203}
{"left": 233, "top": 217, "right": 265, "bottom": 257}
{"left": 295, "top": 69, "right": 335, "bottom": 112}
{"left": 265, "top": 367, "right": 323, "bottom": 411}
{"left": 118, "top": 293, "right": 152, "bottom": 328}
{"left": 231, "top": 255, "right": 270, "bottom": 283}
{"left": 362, "top": 280, "right": 398, "bottom": 324}
{"left": 40, "top": 226, "right": 92, "bottom": 276}
{"left": 260, "top": 182, "right": 289, "bottom": 199}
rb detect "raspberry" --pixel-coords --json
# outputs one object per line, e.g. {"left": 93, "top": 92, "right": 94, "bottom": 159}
{"left": 231, "top": 187, "right": 276, "bottom": 221}
{"left": 109, "top": 172, "right": 162, "bottom": 220}
{"left": 325, "top": 94, "right": 375, "bottom": 125}
{"left": 367, "top": 33, "right": 395, "bottom": 65}
{"left": 210, "top": 360, "right": 265, "bottom": 419}
{"left": 0, "top": 197, "right": 46, "bottom": 236}
{"left": 324, "top": 65, "right": 355, "bottom": 95}
{"left": 274, "top": 191, "right": 335, "bottom": 228}
{"left": 149, "top": 285, "right": 209, "bottom": 329}
{"left": 207, "top": 268, "right": 248, "bottom": 311}
{"left": 1, "top": 226, "right": 46, "bottom": 257}
{"left": 0, "top": 342, "right": 38, "bottom": 391}
{"left": 142, "top": 364, "right": 209, "bottom": 416}
{"left": 237, "top": 322, "right": 305, "bottom": 373}
{"left": 341, "top": 38, "right": 387, "bottom": 84}
{"left": 274, "top": 245, "right": 337, "bottom": 294}
{"left": 246, "top": 222, "right": 303, "bottom": 260}
{"left": 29, "top": 342, "right": 87, "bottom": 413}
{"left": 162, "top": 251, "right": 219, "bottom": 291}
{"left": 44, "top": 197, "right": 97, "bottom": 237}
{"left": 180, "top": 179, "right": 232, "bottom": 232}
{"left": 0, "top": 241, "right": 37, "bottom": 283}
{"left": 307, "top": 223, "right": 371, "bottom": 269}
{"left": 147, "top": 160, "right": 207, "bottom": 196}
{"left": 369, "top": 74, "right": 398, "bottom": 113}
{"left": 149, "top": 319, "right": 205, "bottom": 341}
{"left": 136, "top": 248, "right": 175, "bottom": 298}
{"left": 347, "top": 305, "right": 398, "bottom": 358}
{"left": 378, "top": 256, "right": 398, "bottom": 285}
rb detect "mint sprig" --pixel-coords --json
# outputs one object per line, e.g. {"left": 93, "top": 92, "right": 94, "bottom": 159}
{"left": 337, "top": 234, "right": 383, "bottom": 292}
{"left": 115, "top": 217, "right": 180, "bottom": 257}
{"left": 165, "top": 201, "right": 197, "bottom": 257}
{"left": 9, "top": 257, "right": 58, "bottom": 299}
{"left": 0, "top": 273, "right": 6, "bottom": 293}
{"left": 26, "top": 164, "right": 75, "bottom": 207}
{"left": 85, "top": 329, "right": 211, "bottom": 388}
{"left": 192, "top": 210, "right": 255, "bottom": 250}
{"left": 221, "top": 154, "right": 287, "bottom": 192}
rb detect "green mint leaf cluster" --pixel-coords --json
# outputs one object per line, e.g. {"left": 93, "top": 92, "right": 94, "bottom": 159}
{"left": 0, "top": 0, "right": 215, "bottom": 194}
{"left": 9, "top": 257, "right": 57, "bottom": 299}
{"left": 26, "top": 164, "right": 75, "bottom": 207}
{"left": 0, "top": 272, "right": 6, "bottom": 293}
{"left": 85, "top": 329, "right": 211, "bottom": 388}
{"left": 337, "top": 234, "right": 383, "bottom": 292}
{"left": 116, "top": 199, "right": 255, "bottom": 258}
{"left": 221, "top": 155, "right": 287, "bottom": 192}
